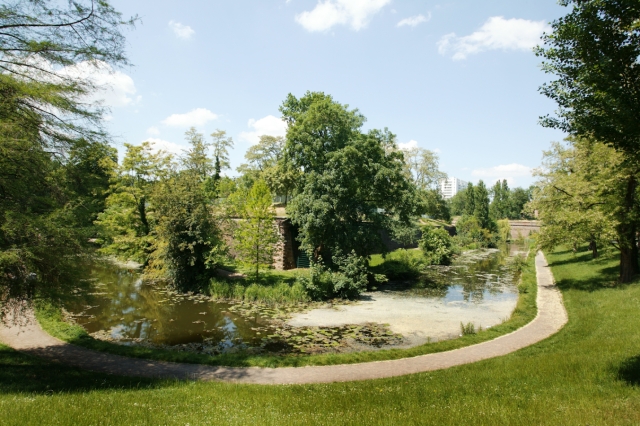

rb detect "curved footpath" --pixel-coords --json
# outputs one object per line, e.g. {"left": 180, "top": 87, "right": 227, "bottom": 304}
{"left": 0, "top": 252, "right": 567, "bottom": 385}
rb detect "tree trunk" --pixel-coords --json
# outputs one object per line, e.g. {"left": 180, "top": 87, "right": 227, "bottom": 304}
{"left": 618, "top": 176, "right": 639, "bottom": 283}
{"left": 138, "top": 195, "right": 149, "bottom": 236}
{"left": 589, "top": 240, "right": 598, "bottom": 259}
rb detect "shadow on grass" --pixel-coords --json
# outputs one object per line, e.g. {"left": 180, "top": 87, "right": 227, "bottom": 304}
{"left": 554, "top": 265, "right": 620, "bottom": 292}
{"left": 617, "top": 355, "right": 640, "bottom": 387}
{"left": 0, "top": 346, "right": 167, "bottom": 395}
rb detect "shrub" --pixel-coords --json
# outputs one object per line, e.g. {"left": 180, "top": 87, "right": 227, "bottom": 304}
{"left": 298, "top": 251, "right": 370, "bottom": 300}
{"left": 497, "top": 219, "right": 511, "bottom": 242}
{"left": 419, "top": 226, "right": 455, "bottom": 265}
{"left": 455, "top": 215, "right": 498, "bottom": 248}
{"left": 369, "top": 249, "right": 426, "bottom": 281}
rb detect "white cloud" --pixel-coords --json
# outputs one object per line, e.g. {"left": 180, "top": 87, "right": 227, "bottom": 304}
{"left": 169, "top": 20, "right": 195, "bottom": 39}
{"left": 398, "top": 140, "right": 419, "bottom": 150}
{"left": 144, "top": 138, "right": 184, "bottom": 156}
{"left": 146, "top": 126, "right": 160, "bottom": 136}
{"left": 239, "top": 115, "right": 288, "bottom": 144}
{"left": 58, "top": 60, "right": 139, "bottom": 108}
{"left": 397, "top": 13, "right": 431, "bottom": 28}
{"left": 161, "top": 108, "right": 218, "bottom": 127}
{"left": 437, "top": 16, "right": 551, "bottom": 60}
{"left": 472, "top": 163, "right": 532, "bottom": 185}
{"left": 295, "top": 0, "right": 390, "bottom": 32}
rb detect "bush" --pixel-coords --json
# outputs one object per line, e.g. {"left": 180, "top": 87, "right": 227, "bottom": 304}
{"left": 369, "top": 249, "right": 426, "bottom": 280}
{"left": 298, "top": 251, "right": 371, "bottom": 301}
{"left": 455, "top": 215, "right": 498, "bottom": 248}
{"left": 419, "top": 226, "right": 455, "bottom": 265}
{"left": 497, "top": 219, "right": 511, "bottom": 242}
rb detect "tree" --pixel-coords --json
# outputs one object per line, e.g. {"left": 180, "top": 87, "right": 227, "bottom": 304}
{"left": 95, "top": 142, "right": 172, "bottom": 263}
{"left": 0, "top": 0, "right": 136, "bottom": 148}
{"left": 473, "top": 181, "right": 492, "bottom": 230}
{"left": 280, "top": 91, "right": 418, "bottom": 263}
{"left": 400, "top": 146, "right": 449, "bottom": 221}
{"left": 236, "top": 135, "right": 299, "bottom": 202}
{"left": 537, "top": 0, "right": 640, "bottom": 281}
{"left": 465, "top": 182, "right": 476, "bottom": 216}
{"left": 402, "top": 147, "right": 447, "bottom": 191}
{"left": 146, "top": 130, "right": 223, "bottom": 291}
{"left": 529, "top": 138, "right": 622, "bottom": 259}
{"left": 234, "top": 180, "right": 281, "bottom": 281}
{"left": 0, "top": 0, "right": 135, "bottom": 314}
{"left": 490, "top": 180, "right": 510, "bottom": 220}
{"left": 210, "top": 129, "right": 234, "bottom": 183}
{"left": 449, "top": 187, "right": 469, "bottom": 216}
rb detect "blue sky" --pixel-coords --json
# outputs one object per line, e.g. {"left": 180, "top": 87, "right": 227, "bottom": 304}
{"left": 96, "top": 0, "right": 568, "bottom": 188}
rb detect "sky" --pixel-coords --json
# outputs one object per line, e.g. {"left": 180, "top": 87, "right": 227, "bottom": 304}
{"left": 93, "top": 0, "right": 569, "bottom": 188}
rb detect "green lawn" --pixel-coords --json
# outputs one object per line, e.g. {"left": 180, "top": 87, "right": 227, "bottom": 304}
{"left": 2, "top": 246, "right": 640, "bottom": 425}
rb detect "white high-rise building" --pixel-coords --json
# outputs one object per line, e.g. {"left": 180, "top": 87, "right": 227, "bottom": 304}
{"left": 440, "top": 177, "right": 469, "bottom": 199}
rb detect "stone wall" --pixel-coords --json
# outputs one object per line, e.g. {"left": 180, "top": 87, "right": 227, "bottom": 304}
{"left": 273, "top": 218, "right": 297, "bottom": 270}
{"left": 508, "top": 220, "right": 540, "bottom": 240}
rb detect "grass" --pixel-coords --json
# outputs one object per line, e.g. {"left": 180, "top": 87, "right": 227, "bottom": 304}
{"left": 35, "top": 249, "right": 538, "bottom": 368}
{"left": 2, "top": 246, "right": 640, "bottom": 424}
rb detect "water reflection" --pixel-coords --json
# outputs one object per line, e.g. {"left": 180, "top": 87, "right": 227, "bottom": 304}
{"left": 65, "top": 244, "right": 524, "bottom": 352}
{"left": 65, "top": 262, "right": 276, "bottom": 349}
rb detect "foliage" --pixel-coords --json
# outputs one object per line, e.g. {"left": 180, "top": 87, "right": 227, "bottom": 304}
{"left": 455, "top": 215, "right": 497, "bottom": 249}
{"left": 299, "top": 251, "right": 372, "bottom": 300}
{"left": 209, "top": 129, "right": 234, "bottom": 184}
{"left": 421, "top": 189, "right": 451, "bottom": 222}
{"left": 236, "top": 135, "right": 300, "bottom": 202}
{"left": 419, "top": 227, "right": 455, "bottom": 266}
{"left": 233, "top": 180, "right": 281, "bottom": 281}
{"left": 497, "top": 219, "right": 512, "bottom": 242}
{"left": 209, "top": 278, "right": 309, "bottom": 305}
{"left": 537, "top": 0, "right": 640, "bottom": 159}
{"left": 281, "top": 91, "right": 419, "bottom": 262}
{"left": 95, "top": 142, "right": 172, "bottom": 263}
{"left": 0, "top": 0, "right": 134, "bottom": 313}
{"left": 529, "top": 138, "right": 623, "bottom": 260}
{"left": 537, "top": 0, "right": 640, "bottom": 282}
{"left": 473, "top": 180, "right": 493, "bottom": 230}
{"left": 460, "top": 322, "right": 476, "bottom": 335}
{"left": 146, "top": 130, "right": 224, "bottom": 291}
{"left": 369, "top": 249, "right": 426, "bottom": 280}
{"left": 401, "top": 146, "right": 447, "bottom": 191}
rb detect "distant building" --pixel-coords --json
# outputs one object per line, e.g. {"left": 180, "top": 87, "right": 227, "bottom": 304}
{"left": 440, "top": 177, "right": 469, "bottom": 199}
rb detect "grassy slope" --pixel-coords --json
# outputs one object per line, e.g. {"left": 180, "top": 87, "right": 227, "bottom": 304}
{"left": 2, "top": 247, "right": 640, "bottom": 425}
{"left": 35, "top": 251, "right": 537, "bottom": 368}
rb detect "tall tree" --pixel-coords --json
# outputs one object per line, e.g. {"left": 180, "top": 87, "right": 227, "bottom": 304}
{"left": 465, "top": 182, "right": 476, "bottom": 216}
{"left": 0, "top": 0, "right": 136, "bottom": 314}
{"left": 530, "top": 138, "right": 623, "bottom": 259}
{"left": 281, "top": 91, "right": 418, "bottom": 262}
{"left": 490, "top": 179, "right": 510, "bottom": 220}
{"left": 236, "top": 135, "right": 299, "bottom": 202}
{"left": 95, "top": 142, "right": 172, "bottom": 263}
{"left": 147, "top": 130, "right": 223, "bottom": 291}
{"left": 210, "top": 129, "right": 234, "bottom": 183}
{"left": 234, "top": 180, "right": 281, "bottom": 281}
{"left": 537, "top": 0, "right": 640, "bottom": 281}
{"left": 473, "top": 180, "right": 492, "bottom": 230}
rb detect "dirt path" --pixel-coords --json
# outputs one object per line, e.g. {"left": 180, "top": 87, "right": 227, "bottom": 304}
{"left": 0, "top": 252, "right": 567, "bottom": 385}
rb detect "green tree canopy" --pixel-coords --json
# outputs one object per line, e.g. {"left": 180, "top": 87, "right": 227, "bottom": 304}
{"left": 280, "top": 91, "right": 418, "bottom": 262}
{"left": 234, "top": 180, "right": 281, "bottom": 281}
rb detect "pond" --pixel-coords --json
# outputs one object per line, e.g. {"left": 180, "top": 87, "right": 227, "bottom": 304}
{"left": 63, "top": 244, "right": 526, "bottom": 355}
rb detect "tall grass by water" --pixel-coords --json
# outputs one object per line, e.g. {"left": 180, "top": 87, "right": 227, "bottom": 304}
{"left": 3, "top": 247, "right": 640, "bottom": 424}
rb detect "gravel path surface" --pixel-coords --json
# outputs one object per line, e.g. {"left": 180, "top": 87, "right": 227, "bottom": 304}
{"left": 0, "top": 252, "right": 567, "bottom": 384}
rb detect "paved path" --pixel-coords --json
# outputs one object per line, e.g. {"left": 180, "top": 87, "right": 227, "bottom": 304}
{"left": 0, "top": 252, "right": 567, "bottom": 385}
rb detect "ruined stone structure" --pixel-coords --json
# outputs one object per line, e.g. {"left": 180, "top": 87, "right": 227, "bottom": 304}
{"left": 273, "top": 218, "right": 297, "bottom": 270}
{"left": 508, "top": 220, "right": 541, "bottom": 240}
